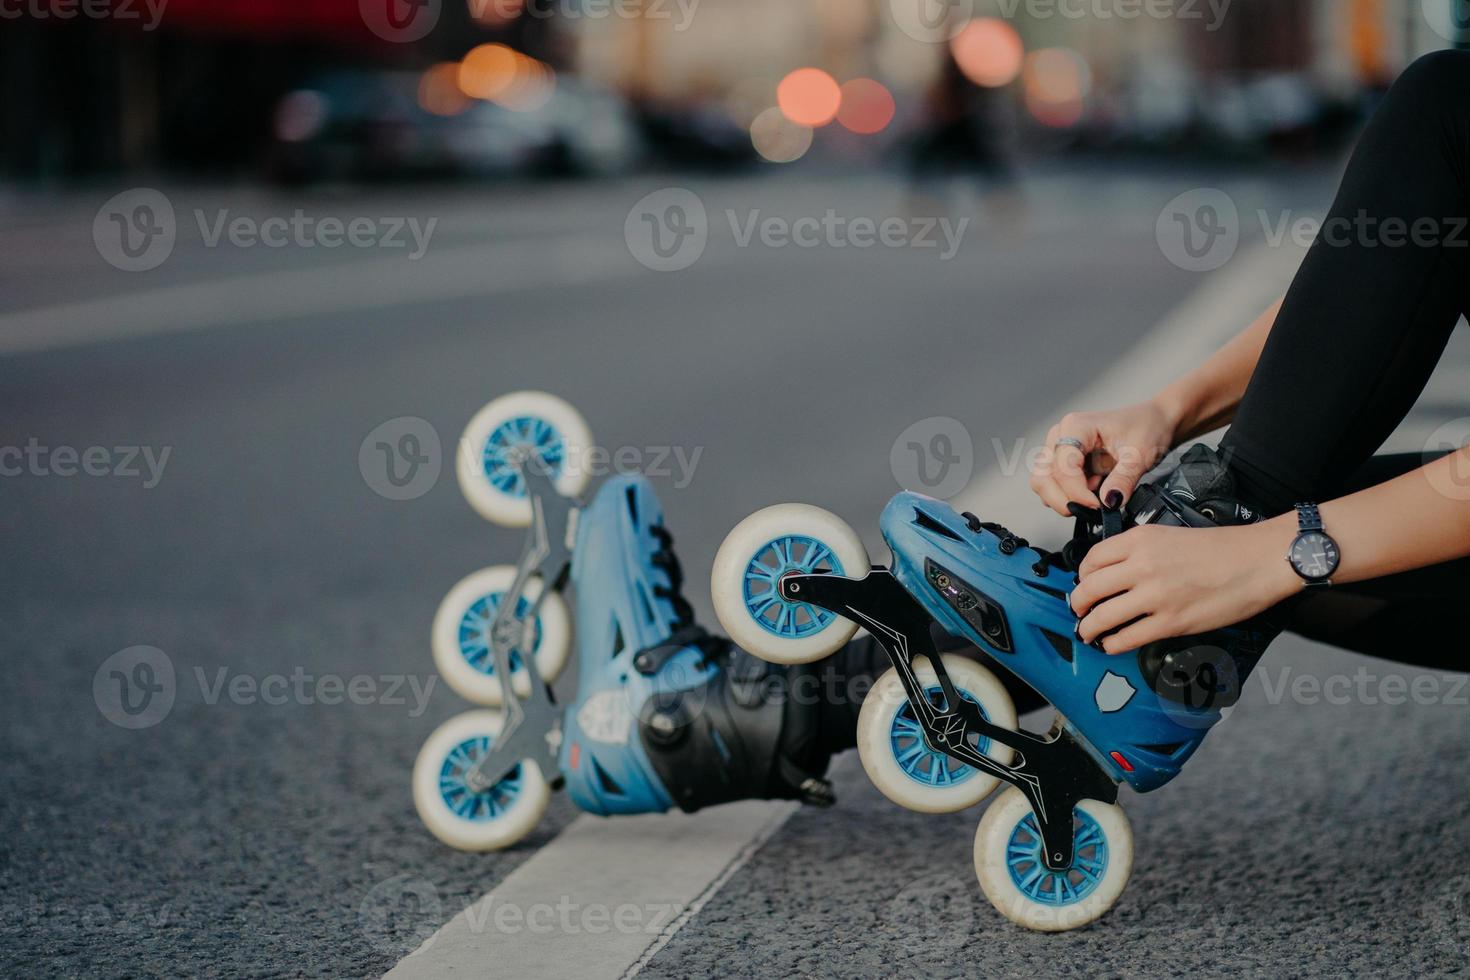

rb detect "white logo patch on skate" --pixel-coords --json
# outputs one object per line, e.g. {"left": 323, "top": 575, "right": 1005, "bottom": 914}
{"left": 1095, "top": 672, "right": 1137, "bottom": 713}
{"left": 577, "top": 690, "right": 632, "bottom": 745}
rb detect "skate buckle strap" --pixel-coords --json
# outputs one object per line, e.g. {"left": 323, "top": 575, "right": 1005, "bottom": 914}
{"left": 778, "top": 754, "right": 835, "bottom": 808}
{"left": 631, "top": 625, "right": 726, "bottom": 676}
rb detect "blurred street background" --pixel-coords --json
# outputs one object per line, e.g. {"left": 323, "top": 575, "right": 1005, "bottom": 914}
{"left": 4, "top": 1, "right": 1470, "bottom": 977}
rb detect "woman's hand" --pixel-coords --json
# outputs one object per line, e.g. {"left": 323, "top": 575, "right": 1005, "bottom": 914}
{"left": 1028, "top": 400, "right": 1179, "bottom": 517}
{"left": 1070, "top": 523, "right": 1299, "bottom": 652}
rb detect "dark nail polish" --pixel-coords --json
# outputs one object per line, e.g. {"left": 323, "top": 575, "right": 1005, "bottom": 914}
{"left": 1104, "top": 490, "right": 1123, "bottom": 509}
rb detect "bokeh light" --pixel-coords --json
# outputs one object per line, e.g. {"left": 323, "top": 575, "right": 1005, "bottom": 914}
{"left": 419, "top": 63, "right": 469, "bottom": 117}
{"left": 836, "top": 78, "right": 895, "bottom": 135}
{"left": 458, "top": 43, "right": 520, "bottom": 101}
{"left": 751, "top": 106, "right": 814, "bottom": 163}
{"left": 498, "top": 59, "right": 556, "bottom": 112}
{"left": 776, "top": 68, "right": 842, "bottom": 128}
{"left": 950, "top": 18, "right": 1024, "bottom": 88}
{"left": 1024, "top": 47, "right": 1090, "bottom": 128}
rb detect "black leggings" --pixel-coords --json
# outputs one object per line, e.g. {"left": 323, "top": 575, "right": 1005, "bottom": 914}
{"left": 1218, "top": 50, "right": 1470, "bottom": 670}
{"left": 813, "top": 52, "right": 1470, "bottom": 748}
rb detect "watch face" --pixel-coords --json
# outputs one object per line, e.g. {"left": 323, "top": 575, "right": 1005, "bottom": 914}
{"left": 1290, "top": 532, "right": 1340, "bottom": 580}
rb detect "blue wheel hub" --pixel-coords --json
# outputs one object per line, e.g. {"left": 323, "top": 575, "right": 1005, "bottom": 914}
{"left": 1005, "top": 808, "right": 1108, "bottom": 906}
{"left": 742, "top": 535, "right": 845, "bottom": 639}
{"left": 482, "top": 415, "right": 565, "bottom": 499}
{"left": 457, "top": 592, "right": 540, "bottom": 675}
{"left": 438, "top": 735, "right": 522, "bottom": 822}
{"left": 890, "top": 685, "right": 988, "bottom": 787}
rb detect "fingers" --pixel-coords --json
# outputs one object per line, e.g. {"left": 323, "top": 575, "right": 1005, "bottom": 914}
{"left": 1069, "top": 563, "right": 1134, "bottom": 618}
{"left": 1077, "top": 533, "right": 1130, "bottom": 579}
{"left": 1097, "top": 616, "right": 1170, "bottom": 655}
{"left": 1051, "top": 415, "right": 1103, "bottom": 512}
{"left": 1098, "top": 445, "right": 1155, "bottom": 509}
{"left": 1077, "top": 590, "right": 1154, "bottom": 646}
{"left": 1029, "top": 425, "right": 1076, "bottom": 516}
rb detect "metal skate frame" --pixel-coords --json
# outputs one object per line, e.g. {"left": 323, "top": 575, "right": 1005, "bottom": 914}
{"left": 782, "top": 569, "right": 1116, "bottom": 872}
{"left": 463, "top": 463, "right": 576, "bottom": 794}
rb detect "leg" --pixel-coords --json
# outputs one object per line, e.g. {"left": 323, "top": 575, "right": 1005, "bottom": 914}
{"left": 1220, "top": 51, "right": 1470, "bottom": 513}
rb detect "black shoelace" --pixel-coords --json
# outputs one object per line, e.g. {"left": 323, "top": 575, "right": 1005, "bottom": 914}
{"left": 649, "top": 524, "right": 696, "bottom": 629}
{"left": 961, "top": 505, "right": 1120, "bottom": 578}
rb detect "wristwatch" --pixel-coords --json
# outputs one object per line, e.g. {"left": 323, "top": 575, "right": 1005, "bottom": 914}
{"left": 1286, "top": 503, "right": 1340, "bottom": 589}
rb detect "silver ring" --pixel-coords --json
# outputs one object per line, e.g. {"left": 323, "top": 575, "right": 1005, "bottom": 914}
{"left": 1055, "top": 437, "right": 1086, "bottom": 454}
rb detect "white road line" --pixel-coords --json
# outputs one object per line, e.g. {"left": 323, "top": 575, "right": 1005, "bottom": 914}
{"left": 384, "top": 801, "right": 797, "bottom": 980}
{"left": 0, "top": 232, "right": 641, "bottom": 356}
{"left": 383, "top": 241, "right": 1305, "bottom": 980}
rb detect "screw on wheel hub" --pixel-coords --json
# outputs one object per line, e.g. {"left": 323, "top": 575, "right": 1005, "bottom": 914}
{"left": 742, "top": 536, "right": 846, "bottom": 640}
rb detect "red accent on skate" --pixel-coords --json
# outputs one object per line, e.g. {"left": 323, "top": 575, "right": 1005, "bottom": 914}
{"left": 1110, "top": 751, "right": 1134, "bottom": 772}
{"left": 569, "top": 742, "right": 581, "bottom": 770}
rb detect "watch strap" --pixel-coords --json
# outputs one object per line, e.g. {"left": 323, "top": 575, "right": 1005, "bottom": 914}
{"left": 1294, "top": 503, "right": 1323, "bottom": 533}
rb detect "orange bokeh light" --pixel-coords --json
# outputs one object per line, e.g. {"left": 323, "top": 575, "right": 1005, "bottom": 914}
{"left": 419, "top": 62, "right": 469, "bottom": 117}
{"left": 777, "top": 68, "right": 842, "bottom": 128}
{"left": 950, "top": 18, "right": 1024, "bottom": 88}
{"left": 837, "top": 78, "right": 895, "bottom": 135}
{"left": 458, "top": 43, "right": 520, "bottom": 101}
{"left": 1024, "top": 48, "right": 1089, "bottom": 128}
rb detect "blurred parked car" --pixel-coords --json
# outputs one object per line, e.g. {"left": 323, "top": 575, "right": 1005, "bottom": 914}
{"left": 267, "top": 70, "right": 642, "bottom": 184}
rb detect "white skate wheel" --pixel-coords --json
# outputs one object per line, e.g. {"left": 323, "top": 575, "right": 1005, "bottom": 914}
{"left": 857, "top": 656, "right": 1017, "bottom": 813}
{"left": 456, "top": 391, "right": 594, "bottom": 527}
{"left": 711, "top": 503, "right": 870, "bottom": 665}
{"left": 974, "top": 786, "right": 1133, "bottom": 932}
{"left": 413, "top": 710, "right": 550, "bottom": 851}
{"left": 432, "top": 565, "right": 571, "bottom": 706}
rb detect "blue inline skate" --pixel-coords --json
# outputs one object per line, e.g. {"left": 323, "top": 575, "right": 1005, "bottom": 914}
{"left": 414, "top": 392, "right": 832, "bottom": 852}
{"left": 711, "top": 447, "right": 1272, "bottom": 931}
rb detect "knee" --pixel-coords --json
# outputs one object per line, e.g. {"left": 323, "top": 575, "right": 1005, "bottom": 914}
{"left": 1390, "top": 49, "right": 1470, "bottom": 100}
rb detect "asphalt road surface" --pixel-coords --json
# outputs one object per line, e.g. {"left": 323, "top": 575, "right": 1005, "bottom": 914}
{"left": 4, "top": 165, "right": 1469, "bottom": 978}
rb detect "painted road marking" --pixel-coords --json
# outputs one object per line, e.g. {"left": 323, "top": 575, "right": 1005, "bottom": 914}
{"left": 384, "top": 801, "right": 797, "bottom": 980}
{"left": 383, "top": 240, "right": 1305, "bottom": 979}
{"left": 0, "top": 231, "right": 730, "bottom": 356}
